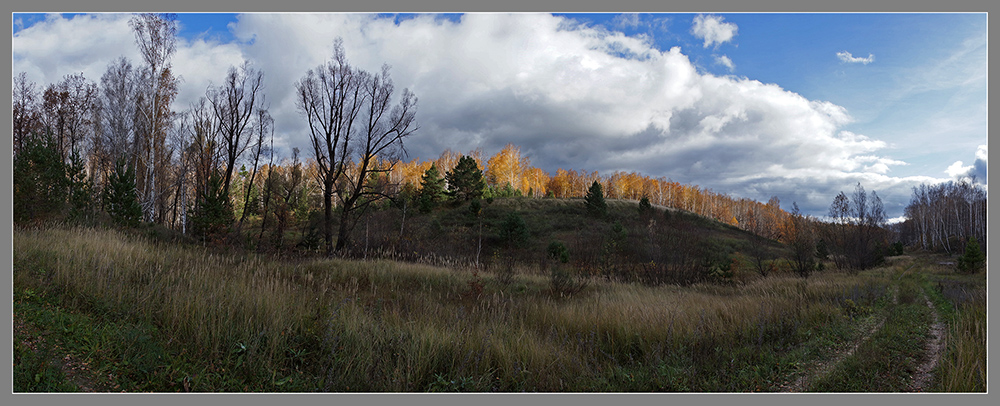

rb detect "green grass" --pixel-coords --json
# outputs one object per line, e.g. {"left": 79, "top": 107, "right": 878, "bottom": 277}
{"left": 808, "top": 275, "right": 932, "bottom": 392}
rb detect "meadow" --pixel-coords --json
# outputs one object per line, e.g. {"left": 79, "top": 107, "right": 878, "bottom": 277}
{"left": 13, "top": 223, "right": 984, "bottom": 392}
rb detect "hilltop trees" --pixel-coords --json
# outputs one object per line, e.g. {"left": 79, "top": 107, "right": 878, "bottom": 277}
{"left": 446, "top": 155, "right": 486, "bottom": 202}
{"left": 418, "top": 164, "right": 446, "bottom": 213}
{"left": 585, "top": 180, "right": 608, "bottom": 218}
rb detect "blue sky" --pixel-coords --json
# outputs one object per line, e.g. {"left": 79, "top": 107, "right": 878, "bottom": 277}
{"left": 11, "top": 12, "right": 987, "bottom": 219}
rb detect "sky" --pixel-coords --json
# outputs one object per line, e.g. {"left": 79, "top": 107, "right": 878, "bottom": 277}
{"left": 11, "top": 12, "right": 988, "bottom": 220}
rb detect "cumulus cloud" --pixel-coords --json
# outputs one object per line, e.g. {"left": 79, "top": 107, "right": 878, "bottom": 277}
{"left": 691, "top": 14, "right": 737, "bottom": 48}
{"left": 945, "top": 145, "right": 987, "bottom": 183}
{"left": 13, "top": 13, "right": 931, "bottom": 217}
{"left": 836, "top": 50, "right": 874, "bottom": 64}
{"left": 714, "top": 54, "right": 735, "bottom": 71}
{"left": 12, "top": 13, "right": 246, "bottom": 115}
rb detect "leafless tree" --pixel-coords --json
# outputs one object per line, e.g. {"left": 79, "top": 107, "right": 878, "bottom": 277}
{"left": 237, "top": 106, "right": 272, "bottom": 228}
{"left": 12, "top": 72, "right": 42, "bottom": 158}
{"left": 208, "top": 62, "right": 266, "bottom": 200}
{"left": 296, "top": 38, "right": 417, "bottom": 255}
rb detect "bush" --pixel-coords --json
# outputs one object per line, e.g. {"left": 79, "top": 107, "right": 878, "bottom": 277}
{"left": 498, "top": 212, "right": 529, "bottom": 249}
{"left": 639, "top": 196, "right": 652, "bottom": 214}
{"left": 547, "top": 241, "right": 569, "bottom": 264}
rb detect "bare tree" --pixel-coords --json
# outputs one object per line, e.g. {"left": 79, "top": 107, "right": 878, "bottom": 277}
{"left": 296, "top": 39, "right": 417, "bottom": 255}
{"left": 12, "top": 72, "right": 42, "bottom": 158}
{"left": 208, "top": 62, "right": 266, "bottom": 200}
{"left": 237, "top": 107, "right": 272, "bottom": 227}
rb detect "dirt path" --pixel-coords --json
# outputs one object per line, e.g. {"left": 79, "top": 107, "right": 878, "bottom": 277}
{"left": 909, "top": 292, "right": 946, "bottom": 392}
{"left": 778, "top": 285, "right": 898, "bottom": 392}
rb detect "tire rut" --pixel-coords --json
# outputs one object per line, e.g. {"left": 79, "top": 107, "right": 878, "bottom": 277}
{"left": 778, "top": 284, "right": 897, "bottom": 392}
{"left": 909, "top": 291, "right": 945, "bottom": 392}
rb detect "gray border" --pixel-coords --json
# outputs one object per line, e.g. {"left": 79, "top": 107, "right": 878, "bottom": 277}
{"left": 5, "top": 1, "right": 995, "bottom": 406}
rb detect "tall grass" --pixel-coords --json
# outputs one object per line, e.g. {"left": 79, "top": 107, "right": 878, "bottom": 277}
{"left": 15, "top": 225, "right": 892, "bottom": 391}
{"left": 936, "top": 287, "right": 986, "bottom": 392}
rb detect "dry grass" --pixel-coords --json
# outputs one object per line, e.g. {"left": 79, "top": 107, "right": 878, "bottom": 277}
{"left": 14, "top": 225, "right": 895, "bottom": 391}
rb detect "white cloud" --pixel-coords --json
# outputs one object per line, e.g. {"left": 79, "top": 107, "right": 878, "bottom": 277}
{"left": 691, "top": 14, "right": 737, "bottom": 48}
{"left": 714, "top": 54, "right": 735, "bottom": 71}
{"left": 613, "top": 13, "right": 641, "bottom": 29}
{"left": 836, "top": 50, "right": 874, "bottom": 64}
{"left": 946, "top": 144, "right": 987, "bottom": 183}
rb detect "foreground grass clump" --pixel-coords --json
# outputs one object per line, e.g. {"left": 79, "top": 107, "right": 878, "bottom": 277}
{"left": 16, "top": 225, "right": 896, "bottom": 392}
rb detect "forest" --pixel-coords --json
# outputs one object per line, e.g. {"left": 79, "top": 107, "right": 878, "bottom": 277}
{"left": 12, "top": 14, "right": 986, "bottom": 393}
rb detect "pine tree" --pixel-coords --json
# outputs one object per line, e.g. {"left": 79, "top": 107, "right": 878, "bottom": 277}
{"left": 418, "top": 164, "right": 446, "bottom": 213}
{"left": 104, "top": 158, "right": 143, "bottom": 227}
{"left": 585, "top": 180, "right": 607, "bottom": 218}
{"left": 957, "top": 236, "right": 985, "bottom": 274}
{"left": 190, "top": 174, "right": 234, "bottom": 242}
{"left": 446, "top": 155, "right": 486, "bottom": 202}
{"left": 13, "top": 134, "right": 68, "bottom": 222}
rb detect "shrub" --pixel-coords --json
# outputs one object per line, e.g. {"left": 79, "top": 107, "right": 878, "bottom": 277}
{"left": 639, "top": 196, "right": 652, "bottom": 213}
{"left": 547, "top": 241, "right": 569, "bottom": 264}
{"left": 498, "top": 212, "right": 529, "bottom": 249}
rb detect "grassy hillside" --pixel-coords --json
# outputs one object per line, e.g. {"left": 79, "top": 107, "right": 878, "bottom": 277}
{"left": 332, "top": 196, "right": 790, "bottom": 286}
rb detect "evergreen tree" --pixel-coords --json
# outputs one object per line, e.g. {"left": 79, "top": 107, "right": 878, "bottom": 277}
{"left": 446, "top": 155, "right": 486, "bottom": 202}
{"left": 190, "top": 174, "right": 234, "bottom": 242}
{"left": 499, "top": 211, "right": 529, "bottom": 249}
{"left": 66, "top": 150, "right": 93, "bottom": 222}
{"left": 639, "top": 195, "right": 652, "bottom": 214}
{"left": 418, "top": 164, "right": 446, "bottom": 213}
{"left": 13, "top": 134, "right": 68, "bottom": 222}
{"left": 585, "top": 180, "right": 607, "bottom": 218}
{"left": 104, "top": 158, "right": 143, "bottom": 227}
{"left": 957, "top": 236, "right": 986, "bottom": 274}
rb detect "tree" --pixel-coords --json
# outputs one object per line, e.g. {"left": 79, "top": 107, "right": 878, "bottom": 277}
{"left": 208, "top": 62, "right": 266, "bottom": 200}
{"left": 826, "top": 183, "right": 889, "bottom": 272}
{"left": 129, "top": 13, "right": 179, "bottom": 223}
{"left": 104, "top": 158, "right": 143, "bottom": 227}
{"left": 485, "top": 144, "right": 528, "bottom": 193}
{"left": 499, "top": 211, "right": 529, "bottom": 249}
{"left": 296, "top": 38, "right": 417, "bottom": 255}
{"left": 782, "top": 203, "right": 817, "bottom": 278}
{"left": 12, "top": 72, "right": 42, "bottom": 158}
{"left": 446, "top": 155, "right": 486, "bottom": 202}
{"left": 13, "top": 134, "right": 68, "bottom": 223}
{"left": 190, "top": 173, "right": 234, "bottom": 243}
{"left": 585, "top": 180, "right": 607, "bottom": 218}
{"left": 236, "top": 107, "right": 272, "bottom": 227}
{"left": 418, "top": 163, "right": 446, "bottom": 213}
{"left": 639, "top": 195, "right": 652, "bottom": 214}
{"left": 94, "top": 57, "right": 139, "bottom": 193}
{"left": 957, "top": 236, "right": 985, "bottom": 274}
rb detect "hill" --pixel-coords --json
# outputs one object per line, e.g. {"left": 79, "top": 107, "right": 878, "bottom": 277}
{"left": 330, "top": 195, "right": 791, "bottom": 286}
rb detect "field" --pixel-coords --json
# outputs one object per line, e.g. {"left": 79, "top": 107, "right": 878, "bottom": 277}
{"left": 12, "top": 222, "right": 985, "bottom": 392}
